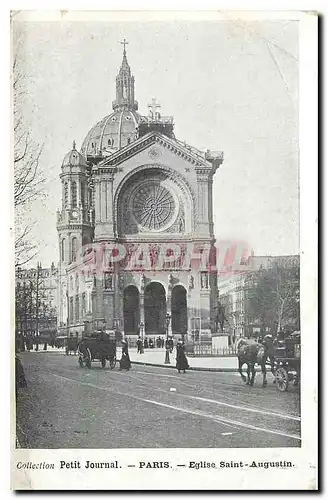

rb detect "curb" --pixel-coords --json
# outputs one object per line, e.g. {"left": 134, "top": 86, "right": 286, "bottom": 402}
{"left": 131, "top": 360, "right": 239, "bottom": 373}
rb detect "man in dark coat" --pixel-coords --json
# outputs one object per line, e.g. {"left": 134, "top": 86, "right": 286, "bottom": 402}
{"left": 120, "top": 340, "right": 131, "bottom": 370}
{"left": 136, "top": 336, "right": 143, "bottom": 354}
{"left": 15, "top": 355, "right": 27, "bottom": 393}
{"left": 176, "top": 340, "right": 189, "bottom": 373}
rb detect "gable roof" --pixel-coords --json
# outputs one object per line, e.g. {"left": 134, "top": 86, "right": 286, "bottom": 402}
{"left": 96, "top": 131, "right": 223, "bottom": 171}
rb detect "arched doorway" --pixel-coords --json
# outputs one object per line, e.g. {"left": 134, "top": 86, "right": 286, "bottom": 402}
{"left": 123, "top": 286, "right": 140, "bottom": 335}
{"left": 144, "top": 282, "right": 166, "bottom": 336}
{"left": 171, "top": 285, "right": 187, "bottom": 337}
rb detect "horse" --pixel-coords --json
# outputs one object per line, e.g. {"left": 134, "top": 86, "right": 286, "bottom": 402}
{"left": 236, "top": 338, "right": 267, "bottom": 387}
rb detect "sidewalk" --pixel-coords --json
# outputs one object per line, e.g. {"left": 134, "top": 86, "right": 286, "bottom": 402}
{"left": 129, "top": 348, "right": 239, "bottom": 372}
{"left": 22, "top": 346, "right": 245, "bottom": 372}
{"left": 25, "top": 346, "right": 239, "bottom": 371}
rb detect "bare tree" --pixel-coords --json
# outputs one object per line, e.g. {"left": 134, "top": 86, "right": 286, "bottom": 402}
{"left": 13, "top": 34, "right": 45, "bottom": 266}
{"left": 246, "top": 260, "right": 300, "bottom": 335}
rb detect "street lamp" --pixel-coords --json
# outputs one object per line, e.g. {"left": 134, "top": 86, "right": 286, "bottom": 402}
{"left": 164, "top": 312, "right": 171, "bottom": 364}
{"left": 139, "top": 321, "right": 145, "bottom": 340}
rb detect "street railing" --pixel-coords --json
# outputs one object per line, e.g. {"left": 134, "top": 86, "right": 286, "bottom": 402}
{"left": 190, "top": 344, "right": 237, "bottom": 357}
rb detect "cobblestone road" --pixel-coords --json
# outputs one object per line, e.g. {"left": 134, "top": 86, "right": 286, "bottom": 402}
{"left": 16, "top": 352, "right": 301, "bottom": 449}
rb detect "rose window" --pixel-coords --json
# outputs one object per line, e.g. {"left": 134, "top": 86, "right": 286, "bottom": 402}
{"left": 132, "top": 181, "right": 175, "bottom": 230}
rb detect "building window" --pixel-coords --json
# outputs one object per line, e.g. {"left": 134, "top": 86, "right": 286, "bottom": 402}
{"left": 71, "top": 182, "right": 77, "bottom": 207}
{"left": 61, "top": 239, "right": 66, "bottom": 261}
{"left": 81, "top": 292, "right": 86, "bottom": 317}
{"left": 71, "top": 237, "right": 77, "bottom": 262}
{"left": 69, "top": 297, "right": 74, "bottom": 324}
{"left": 75, "top": 274, "right": 79, "bottom": 293}
{"left": 75, "top": 295, "right": 79, "bottom": 322}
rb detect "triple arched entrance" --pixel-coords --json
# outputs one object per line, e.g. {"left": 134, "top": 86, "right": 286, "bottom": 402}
{"left": 123, "top": 282, "right": 187, "bottom": 336}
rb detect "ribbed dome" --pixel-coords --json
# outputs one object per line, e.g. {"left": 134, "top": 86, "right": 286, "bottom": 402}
{"left": 80, "top": 109, "right": 145, "bottom": 157}
{"left": 62, "top": 143, "right": 88, "bottom": 167}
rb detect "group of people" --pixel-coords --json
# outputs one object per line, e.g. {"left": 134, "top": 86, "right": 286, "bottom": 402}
{"left": 16, "top": 335, "right": 50, "bottom": 352}
{"left": 136, "top": 336, "right": 166, "bottom": 352}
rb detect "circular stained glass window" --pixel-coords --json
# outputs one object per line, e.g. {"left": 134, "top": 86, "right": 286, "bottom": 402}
{"left": 132, "top": 181, "right": 175, "bottom": 230}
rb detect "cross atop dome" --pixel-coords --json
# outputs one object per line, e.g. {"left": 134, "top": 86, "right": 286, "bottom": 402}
{"left": 120, "top": 38, "right": 129, "bottom": 55}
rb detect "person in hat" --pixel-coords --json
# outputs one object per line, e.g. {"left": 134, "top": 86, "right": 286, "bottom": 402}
{"left": 176, "top": 339, "right": 189, "bottom": 374}
{"left": 136, "top": 336, "right": 143, "bottom": 354}
{"left": 120, "top": 339, "right": 131, "bottom": 370}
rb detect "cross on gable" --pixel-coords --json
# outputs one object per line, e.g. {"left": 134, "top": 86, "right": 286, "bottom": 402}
{"left": 120, "top": 38, "right": 129, "bottom": 53}
{"left": 147, "top": 97, "right": 161, "bottom": 117}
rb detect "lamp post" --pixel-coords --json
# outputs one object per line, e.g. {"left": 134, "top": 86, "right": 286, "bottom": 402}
{"left": 139, "top": 321, "right": 145, "bottom": 340}
{"left": 164, "top": 312, "right": 171, "bottom": 364}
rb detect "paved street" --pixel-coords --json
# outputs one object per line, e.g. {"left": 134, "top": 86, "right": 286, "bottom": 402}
{"left": 16, "top": 351, "right": 301, "bottom": 449}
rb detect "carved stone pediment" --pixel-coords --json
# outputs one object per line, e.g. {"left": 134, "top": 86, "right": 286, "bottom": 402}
{"left": 97, "top": 131, "right": 216, "bottom": 170}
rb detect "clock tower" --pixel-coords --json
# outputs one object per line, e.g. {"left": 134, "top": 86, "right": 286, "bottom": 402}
{"left": 56, "top": 141, "right": 94, "bottom": 331}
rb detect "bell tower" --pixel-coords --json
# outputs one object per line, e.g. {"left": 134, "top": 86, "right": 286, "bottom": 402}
{"left": 56, "top": 141, "right": 94, "bottom": 331}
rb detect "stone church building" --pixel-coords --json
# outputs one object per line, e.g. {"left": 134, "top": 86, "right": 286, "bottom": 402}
{"left": 57, "top": 43, "right": 224, "bottom": 341}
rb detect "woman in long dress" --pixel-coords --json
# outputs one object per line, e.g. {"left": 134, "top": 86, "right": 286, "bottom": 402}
{"left": 120, "top": 340, "right": 131, "bottom": 370}
{"left": 176, "top": 340, "right": 189, "bottom": 373}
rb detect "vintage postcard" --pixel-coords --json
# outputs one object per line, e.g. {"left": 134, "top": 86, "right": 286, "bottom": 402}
{"left": 11, "top": 9, "right": 318, "bottom": 490}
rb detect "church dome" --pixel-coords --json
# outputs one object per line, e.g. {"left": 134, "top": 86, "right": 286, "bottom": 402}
{"left": 62, "top": 141, "right": 88, "bottom": 167}
{"left": 80, "top": 42, "right": 146, "bottom": 158}
{"left": 81, "top": 109, "right": 145, "bottom": 157}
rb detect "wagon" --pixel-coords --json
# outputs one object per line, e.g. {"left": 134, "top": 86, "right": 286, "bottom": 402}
{"left": 78, "top": 332, "right": 117, "bottom": 369}
{"left": 271, "top": 332, "right": 301, "bottom": 392}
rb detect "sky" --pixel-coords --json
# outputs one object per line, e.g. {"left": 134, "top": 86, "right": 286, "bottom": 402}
{"left": 13, "top": 14, "right": 299, "bottom": 268}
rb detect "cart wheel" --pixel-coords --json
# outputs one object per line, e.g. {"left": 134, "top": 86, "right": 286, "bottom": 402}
{"left": 275, "top": 367, "right": 289, "bottom": 392}
{"left": 78, "top": 356, "right": 84, "bottom": 368}
{"left": 101, "top": 357, "right": 106, "bottom": 368}
{"left": 110, "top": 357, "right": 116, "bottom": 370}
{"left": 85, "top": 348, "right": 92, "bottom": 369}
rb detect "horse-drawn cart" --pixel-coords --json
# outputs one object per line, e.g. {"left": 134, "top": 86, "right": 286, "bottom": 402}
{"left": 78, "top": 332, "right": 117, "bottom": 369}
{"left": 272, "top": 332, "right": 301, "bottom": 392}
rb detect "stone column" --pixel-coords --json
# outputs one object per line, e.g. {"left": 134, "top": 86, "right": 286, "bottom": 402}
{"left": 76, "top": 177, "right": 80, "bottom": 207}
{"left": 107, "top": 172, "right": 114, "bottom": 235}
{"left": 67, "top": 179, "right": 72, "bottom": 208}
{"left": 100, "top": 179, "right": 107, "bottom": 222}
{"left": 167, "top": 285, "right": 172, "bottom": 337}
{"left": 95, "top": 179, "right": 101, "bottom": 223}
{"left": 195, "top": 168, "right": 210, "bottom": 236}
{"left": 139, "top": 292, "right": 145, "bottom": 339}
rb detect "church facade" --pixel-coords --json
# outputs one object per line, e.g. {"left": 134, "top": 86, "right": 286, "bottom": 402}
{"left": 56, "top": 43, "right": 224, "bottom": 341}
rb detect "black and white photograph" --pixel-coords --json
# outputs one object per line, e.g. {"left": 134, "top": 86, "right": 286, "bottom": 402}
{"left": 11, "top": 9, "right": 317, "bottom": 491}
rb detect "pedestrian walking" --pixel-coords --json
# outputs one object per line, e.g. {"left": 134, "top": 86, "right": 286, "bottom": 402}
{"left": 136, "top": 336, "right": 143, "bottom": 354}
{"left": 119, "top": 340, "right": 131, "bottom": 370}
{"left": 176, "top": 339, "right": 189, "bottom": 373}
{"left": 15, "top": 355, "right": 27, "bottom": 394}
